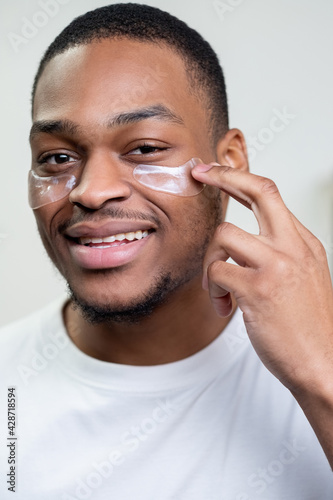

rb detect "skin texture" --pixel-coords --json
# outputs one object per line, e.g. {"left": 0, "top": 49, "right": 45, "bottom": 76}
{"left": 31, "top": 38, "right": 333, "bottom": 466}
{"left": 31, "top": 39, "right": 246, "bottom": 364}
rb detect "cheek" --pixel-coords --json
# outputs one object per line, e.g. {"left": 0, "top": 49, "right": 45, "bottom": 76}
{"left": 162, "top": 187, "right": 222, "bottom": 243}
{"left": 34, "top": 204, "right": 66, "bottom": 268}
{"left": 194, "top": 185, "right": 223, "bottom": 219}
{"left": 36, "top": 220, "right": 57, "bottom": 268}
{"left": 200, "top": 186, "right": 224, "bottom": 224}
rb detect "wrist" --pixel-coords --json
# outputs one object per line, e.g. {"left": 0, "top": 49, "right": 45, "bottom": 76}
{"left": 290, "top": 368, "right": 333, "bottom": 415}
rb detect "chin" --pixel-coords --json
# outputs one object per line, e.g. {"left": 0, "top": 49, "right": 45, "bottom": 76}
{"left": 66, "top": 271, "right": 175, "bottom": 325}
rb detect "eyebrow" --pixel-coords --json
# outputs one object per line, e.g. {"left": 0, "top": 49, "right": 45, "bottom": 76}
{"left": 29, "top": 119, "right": 79, "bottom": 141}
{"left": 106, "top": 104, "right": 184, "bottom": 128}
{"left": 29, "top": 104, "right": 184, "bottom": 141}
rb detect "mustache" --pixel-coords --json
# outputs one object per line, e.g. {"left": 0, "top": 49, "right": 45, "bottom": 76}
{"left": 58, "top": 207, "right": 160, "bottom": 233}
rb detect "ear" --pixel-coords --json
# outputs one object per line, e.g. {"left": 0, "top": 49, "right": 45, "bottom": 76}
{"left": 215, "top": 128, "right": 249, "bottom": 215}
{"left": 216, "top": 128, "right": 249, "bottom": 172}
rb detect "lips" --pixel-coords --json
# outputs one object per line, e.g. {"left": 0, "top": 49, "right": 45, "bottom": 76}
{"left": 64, "top": 222, "right": 155, "bottom": 270}
{"left": 65, "top": 221, "right": 156, "bottom": 240}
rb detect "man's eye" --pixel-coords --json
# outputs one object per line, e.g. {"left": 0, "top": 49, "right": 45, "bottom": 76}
{"left": 34, "top": 152, "right": 79, "bottom": 177}
{"left": 39, "top": 153, "right": 76, "bottom": 164}
{"left": 129, "top": 145, "right": 162, "bottom": 155}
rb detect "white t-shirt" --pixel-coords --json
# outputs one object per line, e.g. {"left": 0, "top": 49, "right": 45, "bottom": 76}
{"left": 0, "top": 297, "right": 332, "bottom": 499}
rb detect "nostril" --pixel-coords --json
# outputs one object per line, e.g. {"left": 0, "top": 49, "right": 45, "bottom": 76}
{"left": 66, "top": 164, "right": 134, "bottom": 210}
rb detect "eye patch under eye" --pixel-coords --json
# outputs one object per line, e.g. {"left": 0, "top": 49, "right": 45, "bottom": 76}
{"left": 28, "top": 157, "right": 205, "bottom": 209}
{"left": 133, "top": 157, "right": 204, "bottom": 196}
{"left": 28, "top": 169, "right": 77, "bottom": 209}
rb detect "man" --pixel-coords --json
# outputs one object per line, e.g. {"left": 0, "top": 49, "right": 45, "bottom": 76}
{"left": 1, "top": 3, "right": 332, "bottom": 499}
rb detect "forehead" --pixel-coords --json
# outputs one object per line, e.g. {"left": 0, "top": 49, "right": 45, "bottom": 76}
{"left": 33, "top": 39, "right": 207, "bottom": 132}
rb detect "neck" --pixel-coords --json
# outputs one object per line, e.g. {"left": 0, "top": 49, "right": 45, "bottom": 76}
{"left": 63, "top": 276, "right": 236, "bottom": 365}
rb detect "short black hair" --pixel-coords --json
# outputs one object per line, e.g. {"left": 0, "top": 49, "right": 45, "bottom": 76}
{"left": 32, "top": 3, "right": 229, "bottom": 144}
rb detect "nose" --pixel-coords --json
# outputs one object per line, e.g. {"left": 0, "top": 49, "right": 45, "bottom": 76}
{"left": 69, "top": 154, "right": 133, "bottom": 209}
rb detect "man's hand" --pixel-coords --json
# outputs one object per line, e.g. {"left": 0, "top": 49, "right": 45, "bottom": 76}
{"left": 192, "top": 162, "right": 333, "bottom": 466}
{"left": 192, "top": 163, "right": 333, "bottom": 396}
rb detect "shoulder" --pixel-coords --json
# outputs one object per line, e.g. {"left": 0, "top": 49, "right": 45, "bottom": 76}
{"left": 0, "top": 296, "right": 68, "bottom": 359}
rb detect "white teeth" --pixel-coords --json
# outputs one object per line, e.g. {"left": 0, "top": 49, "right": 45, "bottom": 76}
{"left": 103, "top": 235, "right": 116, "bottom": 243}
{"left": 79, "top": 230, "right": 150, "bottom": 245}
{"left": 115, "top": 234, "right": 126, "bottom": 241}
{"left": 126, "top": 232, "right": 135, "bottom": 241}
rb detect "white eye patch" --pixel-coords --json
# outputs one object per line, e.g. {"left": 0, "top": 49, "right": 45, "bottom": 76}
{"left": 28, "top": 157, "right": 204, "bottom": 209}
{"left": 133, "top": 157, "right": 204, "bottom": 196}
{"left": 28, "top": 169, "right": 77, "bottom": 210}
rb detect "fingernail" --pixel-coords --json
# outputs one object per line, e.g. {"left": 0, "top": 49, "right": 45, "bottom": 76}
{"left": 194, "top": 163, "right": 214, "bottom": 173}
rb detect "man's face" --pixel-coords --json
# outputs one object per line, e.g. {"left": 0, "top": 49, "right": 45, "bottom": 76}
{"left": 31, "top": 39, "right": 223, "bottom": 321}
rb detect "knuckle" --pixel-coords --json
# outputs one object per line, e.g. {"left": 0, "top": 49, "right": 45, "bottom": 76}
{"left": 255, "top": 278, "right": 273, "bottom": 300}
{"left": 269, "top": 254, "right": 296, "bottom": 281}
{"left": 257, "top": 177, "right": 280, "bottom": 198}
{"left": 313, "top": 238, "right": 327, "bottom": 260}
{"left": 207, "top": 260, "right": 224, "bottom": 279}
{"left": 254, "top": 270, "right": 286, "bottom": 304}
{"left": 274, "top": 255, "right": 291, "bottom": 274}
{"left": 215, "top": 221, "right": 231, "bottom": 238}
{"left": 302, "top": 250, "right": 321, "bottom": 275}
{"left": 218, "top": 165, "right": 234, "bottom": 177}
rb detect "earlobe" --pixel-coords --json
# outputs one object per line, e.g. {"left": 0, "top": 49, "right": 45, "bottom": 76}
{"left": 216, "top": 128, "right": 249, "bottom": 173}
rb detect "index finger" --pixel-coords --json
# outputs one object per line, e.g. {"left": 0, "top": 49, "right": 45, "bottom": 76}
{"left": 192, "top": 163, "right": 295, "bottom": 238}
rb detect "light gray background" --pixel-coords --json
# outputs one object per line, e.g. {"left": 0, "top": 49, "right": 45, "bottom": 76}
{"left": 1, "top": 0, "right": 332, "bottom": 326}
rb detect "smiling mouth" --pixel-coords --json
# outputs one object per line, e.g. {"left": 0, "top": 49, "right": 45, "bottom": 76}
{"left": 75, "top": 229, "right": 153, "bottom": 249}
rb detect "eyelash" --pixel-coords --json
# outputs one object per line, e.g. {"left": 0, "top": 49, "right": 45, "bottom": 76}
{"left": 128, "top": 143, "right": 167, "bottom": 155}
{"left": 36, "top": 142, "right": 168, "bottom": 166}
{"left": 37, "top": 153, "right": 76, "bottom": 165}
